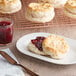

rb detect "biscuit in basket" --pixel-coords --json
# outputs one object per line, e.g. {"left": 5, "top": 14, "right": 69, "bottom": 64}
{"left": 25, "top": 3, "right": 55, "bottom": 23}
{"left": 42, "top": 34, "right": 69, "bottom": 59}
{"left": 0, "top": 0, "right": 22, "bottom": 14}
{"left": 64, "top": 0, "right": 76, "bottom": 19}
{"left": 38, "top": 0, "right": 68, "bottom": 8}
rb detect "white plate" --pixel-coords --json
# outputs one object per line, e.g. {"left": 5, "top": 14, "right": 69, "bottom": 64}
{"left": 16, "top": 32, "right": 76, "bottom": 65}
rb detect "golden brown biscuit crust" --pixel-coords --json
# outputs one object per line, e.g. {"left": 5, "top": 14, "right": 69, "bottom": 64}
{"left": 42, "top": 35, "right": 69, "bottom": 55}
{"left": 0, "top": 0, "right": 22, "bottom": 14}
{"left": 65, "top": 0, "right": 76, "bottom": 8}
{"left": 28, "top": 3, "right": 53, "bottom": 12}
{"left": 0, "top": 0, "right": 16, "bottom": 5}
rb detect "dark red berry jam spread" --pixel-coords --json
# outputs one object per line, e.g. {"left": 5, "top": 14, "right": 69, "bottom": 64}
{"left": 0, "top": 21, "right": 12, "bottom": 44}
{"left": 0, "top": 21, "right": 11, "bottom": 26}
{"left": 31, "top": 37, "right": 45, "bottom": 51}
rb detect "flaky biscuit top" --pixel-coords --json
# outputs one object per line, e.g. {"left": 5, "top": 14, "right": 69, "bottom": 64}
{"left": 0, "top": 0, "right": 17, "bottom": 5}
{"left": 64, "top": 0, "right": 76, "bottom": 14}
{"left": 43, "top": 35, "right": 69, "bottom": 54}
{"left": 28, "top": 3, "right": 54, "bottom": 12}
{"left": 66, "top": 0, "right": 76, "bottom": 8}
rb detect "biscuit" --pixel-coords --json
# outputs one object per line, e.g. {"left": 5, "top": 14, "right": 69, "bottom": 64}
{"left": 0, "top": 0, "right": 22, "bottom": 14}
{"left": 25, "top": 3, "right": 55, "bottom": 23}
{"left": 64, "top": 0, "right": 76, "bottom": 19}
{"left": 42, "top": 34, "right": 69, "bottom": 59}
{"left": 38, "top": 0, "right": 68, "bottom": 8}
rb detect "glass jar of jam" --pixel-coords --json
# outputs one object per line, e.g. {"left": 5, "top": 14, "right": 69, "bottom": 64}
{"left": 0, "top": 18, "right": 13, "bottom": 45}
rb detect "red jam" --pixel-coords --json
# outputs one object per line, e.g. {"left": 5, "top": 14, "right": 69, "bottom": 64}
{"left": 31, "top": 37, "right": 45, "bottom": 51}
{"left": 0, "top": 21, "right": 11, "bottom": 26}
{"left": 0, "top": 21, "right": 13, "bottom": 44}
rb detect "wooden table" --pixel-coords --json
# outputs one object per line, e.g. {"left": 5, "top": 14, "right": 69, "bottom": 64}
{"left": 1, "top": 25, "right": 76, "bottom": 76}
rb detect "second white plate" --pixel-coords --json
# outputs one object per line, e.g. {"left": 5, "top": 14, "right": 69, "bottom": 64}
{"left": 16, "top": 32, "right": 76, "bottom": 65}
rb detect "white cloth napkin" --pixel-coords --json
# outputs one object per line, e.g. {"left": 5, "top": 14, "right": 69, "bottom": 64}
{"left": 0, "top": 48, "right": 25, "bottom": 76}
